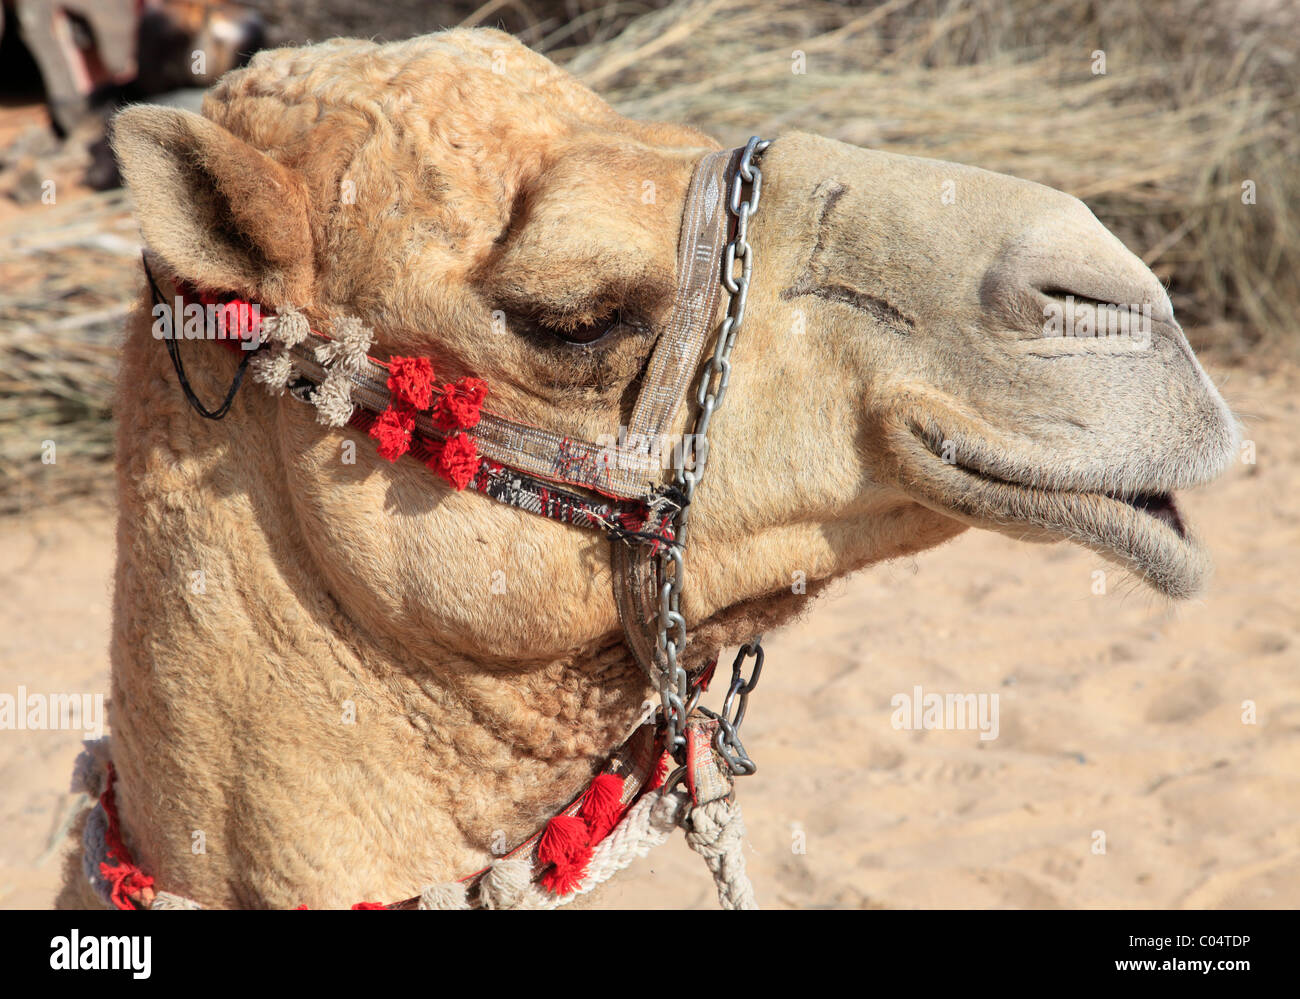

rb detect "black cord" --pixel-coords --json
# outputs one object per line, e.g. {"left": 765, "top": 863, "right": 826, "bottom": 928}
{"left": 141, "top": 253, "right": 255, "bottom": 421}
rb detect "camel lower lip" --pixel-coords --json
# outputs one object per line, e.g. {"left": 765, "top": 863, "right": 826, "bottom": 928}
{"left": 890, "top": 423, "right": 1210, "bottom": 598}
{"left": 964, "top": 472, "right": 1189, "bottom": 542}
{"left": 936, "top": 449, "right": 1188, "bottom": 540}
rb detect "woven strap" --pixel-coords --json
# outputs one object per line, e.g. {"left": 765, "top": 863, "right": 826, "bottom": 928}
{"left": 607, "top": 147, "right": 737, "bottom": 495}
{"left": 341, "top": 402, "right": 679, "bottom": 545}
{"left": 611, "top": 147, "right": 739, "bottom": 687}
{"left": 284, "top": 340, "right": 664, "bottom": 501}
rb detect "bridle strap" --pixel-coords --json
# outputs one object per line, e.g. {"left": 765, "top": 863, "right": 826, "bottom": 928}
{"left": 275, "top": 335, "right": 664, "bottom": 500}
{"left": 612, "top": 147, "right": 740, "bottom": 687}
{"left": 604, "top": 147, "right": 739, "bottom": 497}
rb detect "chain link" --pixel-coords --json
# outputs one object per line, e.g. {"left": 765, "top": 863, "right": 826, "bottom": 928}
{"left": 656, "top": 136, "right": 771, "bottom": 773}
{"left": 700, "top": 639, "right": 763, "bottom": 775}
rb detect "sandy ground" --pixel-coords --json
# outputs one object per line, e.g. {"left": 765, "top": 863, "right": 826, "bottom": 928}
{"left": 1, "top": 364, "right": 1297, "bottom": 910}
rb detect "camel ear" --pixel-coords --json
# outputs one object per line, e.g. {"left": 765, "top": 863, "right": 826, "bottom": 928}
{"left": 112, "top": 105, "right": 312, "bottom": 301}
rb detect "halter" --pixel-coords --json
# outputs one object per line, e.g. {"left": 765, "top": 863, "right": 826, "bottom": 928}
{"left": 101, "top": 137, "right": 774, "bottom": 909}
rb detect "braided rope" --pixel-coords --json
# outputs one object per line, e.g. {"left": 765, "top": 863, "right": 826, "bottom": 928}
{"left": 80, "top": 800, "right": 117, "bottom": 908}
{"left": 547, "top": 787, "right": 688, "bottom": 908}
{"left": 683, "top": 797, "right": 758, "bottom": 910}
{"left": 471, "top": 787, "right": 757, "bottom": 910}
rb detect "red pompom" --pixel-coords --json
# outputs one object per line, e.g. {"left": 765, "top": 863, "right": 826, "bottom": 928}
{"left": 538, "top": 815, "right": 593, "bottom": 896}
{"left": 538, "top": 814, "right": 590, "bottom": 867}
{"left": 370, "top": 405, "right": 415, "bottom": 461}
{"left": 431, "top": 376, "right": 488, "bottom": 431}
{"left": 351, "top": 901, "right": 387, "bottom": 910}
{"left": 437, "top": 432, "right": 479, "bottom": 490}
{"left": 387, "top": 355, "right": 435, "bottom": 410}
{"left": 579, "top": 774, "right": 626, "bottom": 843}
{"left": 540, "top": 860, "right": 589, "bottom": 896}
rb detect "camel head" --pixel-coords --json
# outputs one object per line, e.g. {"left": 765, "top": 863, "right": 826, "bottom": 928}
{"left": 111, "top": 28, "right": 1237, "bottom": 679}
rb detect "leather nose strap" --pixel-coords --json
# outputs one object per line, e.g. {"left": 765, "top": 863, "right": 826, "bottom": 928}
{"left": 611, "top": 146, "right": 741, "bottom": 688}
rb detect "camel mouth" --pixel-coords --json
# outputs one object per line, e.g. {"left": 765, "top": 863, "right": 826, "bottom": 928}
{"left": 891, "top": 423, "right": 1210, "bottom": 598}
{"left": 949, "top": 457, "right": 1189, "bottom": 539}
{"left": 1112, "top": 490, "right": 1185, "bottom": 537}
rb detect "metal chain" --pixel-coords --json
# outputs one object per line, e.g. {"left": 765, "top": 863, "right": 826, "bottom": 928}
{"left": 656, "top": 136, "right": 771, "bottom": 773}
{"left": 701, "top": 639, "right": 763, "bottom": 775}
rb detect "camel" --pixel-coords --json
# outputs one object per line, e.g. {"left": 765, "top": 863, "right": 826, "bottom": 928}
{"left": 57, "top": 28, "right": 1238, "bottom": 909}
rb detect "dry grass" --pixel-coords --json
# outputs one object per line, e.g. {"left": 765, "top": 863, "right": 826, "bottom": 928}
{"left": 1, "top": 0, "right": 1296, "bottom": 512}
{"left": 0, "top": 190, "right": 137, "bottom": 513}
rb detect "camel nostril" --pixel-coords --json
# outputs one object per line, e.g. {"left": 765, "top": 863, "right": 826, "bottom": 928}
{"left": 1033, "top": 282, "right": 1166, "bottom": 339}
{"left": 1038, "top": 285, "right": 1114, "bottom": 306}
{"left": 1036, "top": 283, "right": 1163, "bottom": 313}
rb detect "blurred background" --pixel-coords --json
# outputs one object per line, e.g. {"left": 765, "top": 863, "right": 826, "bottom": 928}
{"left": 1, "top": 1, "right": 1296, "bottom": 908}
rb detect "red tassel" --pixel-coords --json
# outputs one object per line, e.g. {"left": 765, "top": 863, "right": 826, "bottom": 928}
{"left": 370, "top": 405, "right": 415, "bottom": 461}
{"left": 579, "top": 774, "right": 626, "bottom": 842}
{"left": 538, "top": 814, "right": 589, "bottom": 866}
{"left": 541, "top": 860, "right": 589, "bottom": 895}
{"left": 351, "top": 901, "right": 387, "bottom": 910}
{"left": 431, "top": 376, "right": 488, "bottom": 431}
{"left": 192, "top": 289, "right": 261, "bottom": 340}
{"left": 437, "top": 432, "right": 479, "bottom": 490}
{"left": 387, "top": 355, "right": 436, "bottom": 410}
{"left": 538, "top": 815, "right": 593, "bottom": 896}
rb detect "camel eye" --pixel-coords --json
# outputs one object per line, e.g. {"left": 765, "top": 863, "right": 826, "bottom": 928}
{"left": 545, "top": 310, "right": 622, "bottom": 345}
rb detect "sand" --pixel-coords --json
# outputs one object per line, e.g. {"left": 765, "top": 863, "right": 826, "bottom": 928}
{"left": 2, "top": 363, "right": 1296, "bottom": 910}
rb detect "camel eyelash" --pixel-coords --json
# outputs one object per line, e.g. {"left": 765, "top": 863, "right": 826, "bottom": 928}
{"left": 511, "top": 309, "right": 650, "bottom": 349}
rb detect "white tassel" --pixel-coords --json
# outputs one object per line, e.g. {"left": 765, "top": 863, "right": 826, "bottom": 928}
{"left": 417, "top": 881, "right": 470, "bottom": 910}
{"left": 315, "top": 315, "right": 373, "bottom": 373}
{"left": 312, "top": 369, "right": 356, "bottom": 427}
{"left": 249, "top": 343, "right": 298, "bottom": 396}
{"left": 264, "top": 304, "right": 311, "bottom": 348}
{"left": 478, "top": 857, "right": 535, "bottom": 909}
